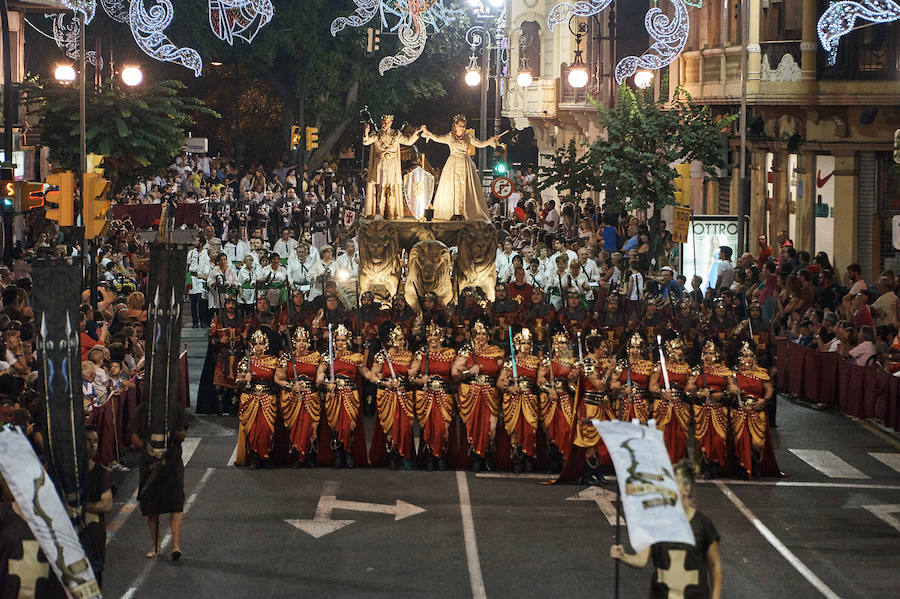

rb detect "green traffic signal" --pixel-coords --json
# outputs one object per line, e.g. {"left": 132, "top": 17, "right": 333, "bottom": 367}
{"left": 494, "top": 162, "right": 507, "bottom": 175}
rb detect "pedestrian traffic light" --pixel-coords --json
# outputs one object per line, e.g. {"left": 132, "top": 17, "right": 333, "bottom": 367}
{"left": 25, "top": 181, "right": 48, "bottom": 210}
{"left": 83, "top": 172, "right": 111, "bottom": 240}
{"left": 305, "top": 126, "right": 319, "bottom": 152}
{"left": 45, "top": 171, "right": 75, "bottom": 226}
{"left": 673, "top": 163, "right": 690, "bottom": 206}
{"left": 494, "top": 143, "right": 508, "bottom": 175}
{"left": 366, "top": 27, "right": 381, "bottom": 55}
{"left": 0, "top": 180, "right": 16, "bottom": 212}
{"left": 290, "top": 125, "right": 302, "bottom": 151}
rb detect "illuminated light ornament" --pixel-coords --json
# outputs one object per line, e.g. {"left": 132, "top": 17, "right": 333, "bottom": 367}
{"left": 100, "top": 0, "right": 130, "bottom": 23}
{"left": 330, "top": 0, "right": 453, "bottom": 75}
{"left": 51, "top": 13, "right": 102, "bottom": 69}
{"left": 209, "top": 0, "right": 275, "bottom": 46}
{"left": 547, "top": 0, "right": 613, "bottom": 31}
{"left": 61, "top": 0, "right": 96, "bottom": 25}
{"left": 614, "top": 0, "right": 690, "bottom": 84}
{"left": 818, "top": 0, "right": 900, "bottom": 66}
{"left": 129, "top": 0, "right": 203, "bottom": 77}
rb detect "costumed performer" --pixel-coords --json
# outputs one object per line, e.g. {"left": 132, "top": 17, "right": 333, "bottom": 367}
{"left": 368, "top": 323, "right": 416, "bottom": 470}
{"left": 409, "top": 321, "right": 457, "bottom": 471}
{"left": 235, "top": 329, "right": 280, "bottom": 469}
{"left": 274, "top": 327, "right": 323, "bottom": 468}
{"left": 497, "top": 327, "right": 541, "bottom": 474}
{"left": 363, "top": 114, "right": 424, "bottom": 219}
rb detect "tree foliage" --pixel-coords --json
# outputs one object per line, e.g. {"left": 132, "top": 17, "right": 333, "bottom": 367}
{"left": 28, "top": 78, "right": 218, "bottom": 193}
{"left": 537, "top": 84, "right": 737, "bottom": 215}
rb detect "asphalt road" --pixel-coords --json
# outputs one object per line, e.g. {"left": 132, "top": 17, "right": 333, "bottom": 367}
{"left": 99, "top": 327, "right": 900, "bottom": 598}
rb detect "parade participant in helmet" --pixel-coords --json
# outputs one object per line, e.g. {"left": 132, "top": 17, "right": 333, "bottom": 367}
{"left": 198, "top": 296, "right": 244, "bottom": 415}
{"left": 311, "top": 294, "right": 352, "bottom": 352}
{"left": 552, "top": 287, "right": 590, "bottom": 338}
{"left": 498, "top": 327, "right": 542, "bottom": 474}
{"left": 521, "top": 286, "right": 555, "bottom": 346}
{"left": 598, "top": 290, "right": 627, "bottom": 349}
{"left": 671, "top": 298, "right": 701, "bottom": 363}
{"left": 609, "top": 332, "right": 657, "bottom": 424}
{"left": 450, "top": 287, "right": 488, "bottom": 349}
{"left": 491, "top": 283, "right": 520, "bottom": 343}
{"left": 388, "top": 294, "right": 417, "bottom": 340}
{"left": 452, "top": 320, "right": 505, "bottom": 472}
{"left": 734, "top": 300, "right": 773, "bottom": 369}
{"left": 409, "top": 321, "right": 458, "bottom": 471}
{"left": 316, "top": 324, "right": 369, "bottom": 468}
{"left": 704, "top": 298, "right": 735, "bottom": 345}
{"left": 537, "top": 332, "right": 578, "bottom": 474}
{"left": 357, "top": 290, "right": 389, "bottom": 350}
{"left": 280, "top": 288, "right": 318, "bottom": 331}
{"left": 367, "top": 323, "right": 416, "bottom": 470}
{"left": 235, "top": 330, "right": 281, "bottom": 469}
{"left": 688, "top": 338, "right": 734, "bottom": 479}
{"left": 731, "top": 341, "right": 780, "bottom": 478}
{"left": 567, "top": 331, "right": 615, "bottom": 485}
{"left": 274, "top": 327, "right": 322, "bottom": 468}
{"left": 639, "top": 296, "right": 667, "bottom": 340}
{"left": 649, "top": 333, "right": 694, "bottom": 464}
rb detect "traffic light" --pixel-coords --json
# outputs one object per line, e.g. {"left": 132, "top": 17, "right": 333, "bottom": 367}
{"left": 494, "top": 143, "right": 508, "bottom": 176}
{"left": 673, "top": 163, "right": 691, "bottom": 206}
{"left": 45, "top": 171, "right": 75, "bottom": 226}
{"left": 83, "top": 172, "right": 111, "bottom": 240}
{"left": 0, "top": 180, "right": 15, "bottom": 212}
{"left": 366, "top": 27, "right": 381, "bottom": 55}
{"left": 25, "top": 181, "right": 48, "bottom": 210}
{"left": 305, "top": 126, "right": 319, "bottom": 152}
{"left": 290, "top": 125, "right": 302, "bottom": 151}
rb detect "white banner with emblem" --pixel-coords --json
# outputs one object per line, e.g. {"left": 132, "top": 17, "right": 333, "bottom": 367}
{"left": 593, "top": 419, "right": 695, "bottom": 552}
{"left": 0, "top": 426, "right": 101, "bottom": 599}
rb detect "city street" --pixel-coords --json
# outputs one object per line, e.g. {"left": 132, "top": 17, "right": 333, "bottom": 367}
{"left": 99, "top": 329, "right": 900, "bottom": 598}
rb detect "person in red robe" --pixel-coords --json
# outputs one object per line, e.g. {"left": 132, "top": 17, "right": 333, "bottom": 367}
{"left": 537, "top": 332, "right": 578, "bottom": 474}
{"left": 649, "top": 334, "right": 694, "bottom": 464}
{"left": 236, "top": 329, "right": 280, "bottom": 469}
{"left": 274, "top": 327, "right": 322, "bottom": 468}
{"left": 317, "top": 324, "right": 370, "bottom": 468}
{"left": 409, "top": 321, "right": 457, "bottom": 471}
{"left": 452, "top": 320, "right": 505, "bottom": 472}
{"left": 689, "top": 339, "right": 734, "bottom": 479}
{"left": 367, "top": 324, "right": 416, "bottom": 470}
{"left": 498, "top": 327, "right": 542, "bottom": 474}
{"left": 732, "top": 341, "right": 781, "bottom": 479}
{"left": 609, "top": 332, "right": 657, "bottom": 424}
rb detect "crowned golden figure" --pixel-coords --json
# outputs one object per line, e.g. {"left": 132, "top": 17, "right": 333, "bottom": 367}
{"left": 363, "top": 114, "right": 424, "bottom": 219}
{"left": 422, "top": 114, "right": 497, "bottom": 221}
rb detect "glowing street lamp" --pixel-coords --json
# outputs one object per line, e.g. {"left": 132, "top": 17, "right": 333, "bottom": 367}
{"left": 567, "top": 20, "right": 588, "bottom": 89}
{"left": 121, "top": 65, "right": 144, "bottom": 87}
{"left": 634, "top": 69, "right": 654, "bottom": 90}
{"left": 54, "top": 64, "right": 77, "bottom": 84}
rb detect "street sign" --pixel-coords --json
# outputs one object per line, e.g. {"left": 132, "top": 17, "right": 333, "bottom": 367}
{"left": 491, "top": 176, "right": 513, "bottom": 199}
{"left": 671, "top": 206, "right": 691, "bottom": 244}
{"left": 185, "top": 137, "right": 208, "bottom": 153}
{"left": 285, "top": 481, "right": 426, "bottom": 538}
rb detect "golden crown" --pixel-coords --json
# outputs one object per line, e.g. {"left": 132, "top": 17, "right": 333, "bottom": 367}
{"left": 425, "top": 321, "right": 444, "bottom": 337}
{"left": 251, "top": 329, "right": 269, "bottom": 350}
{"left": 472, "top": 321, "right": 489, "bottom": 336}
{"left": 514, "top": 328, "right": 532, "bottom": 346}
{"left": 334, "top": 324, "right": 351, "bottom": 338}
{"left": 628, "top": 332, "right": 645, "bottom": 348}
{"left": 739, "top": 341, "right": 755, "bottom": 358}
{"left": 388, "top": 324, "right": 405, "bottom": 346}
{"left": 702, "top": 339, "right": 719, "bottom": 357}
{"left": 293, "top": 327, "right": 310, "bottom": 344}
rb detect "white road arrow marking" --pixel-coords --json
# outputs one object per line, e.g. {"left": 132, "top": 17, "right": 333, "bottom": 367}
{"left": 567, "top": 486, "right": 621, "bottom": 526}
{"left": 861, "top": 504, "right": 900, "bottom": 534}
{"left": 285, "top": 482, "right": 426, "bottom": 538}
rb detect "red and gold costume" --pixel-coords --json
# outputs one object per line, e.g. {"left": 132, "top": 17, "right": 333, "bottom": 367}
{"left": 457, "top": 339, "right": 504, "bottom": 458}
{"left": 280, "top": 339, "right": 322, "bottom": 463}
{"left": 373, "top": 347, "right": 416, "bottom": 460}
{"left": 501, "top": 331, "right": 541, "bottom": 460}
{"left": 540, "top": 352, "right": 576, "bottom": 452}
{"left": 325, "top": 350, "right": 366, "bottom": 450}
{"left": 574, "top": 356, "right": 614, "bottom": 451}
{"left": 652, "top": 344, "right": 694, "bottom": 464}
{"left": 613, "top": 358, "right": 656, "bottom": 424}
{"left": 414, "top": 346, "right": 457, "bottom": 459}
{"left": 236, "top": 332, "right": 279, "bottom": 465}
{"left": 693, "top": 356, "right": 733, "bottom": 473}
{"left": 732, "top": 346, "right": 780, "bottom": 478}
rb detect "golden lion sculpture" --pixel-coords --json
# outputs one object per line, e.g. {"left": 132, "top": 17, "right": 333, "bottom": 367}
{"left": 456, "top": 221, "right": 498, "bottom": 302}
{"left": 405, "top": 240, "right": 453, "bottom": 313}
{"left": 358, "top": 219, "right": 401, "bottom": 300}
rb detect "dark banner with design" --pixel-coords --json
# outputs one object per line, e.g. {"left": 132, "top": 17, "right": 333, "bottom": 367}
{"left": 144, "top": 243, "right": 188, "bottom": 456}
{"left": 32, "top": 261, "right": 86, "bottom": 508}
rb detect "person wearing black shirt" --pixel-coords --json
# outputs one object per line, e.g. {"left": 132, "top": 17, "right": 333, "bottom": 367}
{"left": 83, "top": 426, "right": 113, "bottom": 586}
{"left": 611, "top": 460, "right": 723, "bottom": 598}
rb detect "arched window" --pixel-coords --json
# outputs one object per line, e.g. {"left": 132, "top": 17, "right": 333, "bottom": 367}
{"left": 520, "top": 20, "right": 541, "bottom": 78}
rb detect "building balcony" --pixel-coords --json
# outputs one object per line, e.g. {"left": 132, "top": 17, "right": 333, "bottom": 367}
{"left": 504, "top": 78, "right": 559, "bottom": 120}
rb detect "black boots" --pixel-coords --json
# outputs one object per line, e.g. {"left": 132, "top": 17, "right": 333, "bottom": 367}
{"left": 580, "top": 456, "right": 606, "bottom": 486}
{"left": 546, "top": 444, "right": 564, "bottom": 474}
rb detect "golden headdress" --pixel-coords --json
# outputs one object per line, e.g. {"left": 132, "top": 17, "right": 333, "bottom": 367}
{"left": 701, "top": 339, "right": 720, "bottom": 358}
{"left": 552, "top": 332, "right": 569, "bottom": 345}
{"left": 628, "top": 332, "right": 645, "bottom": 349}
{"left": 664, "top": 337, "right": 685, "bottom": 355}
{"left": 334, "top": 324, "right": 351, "bottom": 338}
{"left": 514, "top": 328, "right": 532, "bottom": 346}
{"left": 293, "top": 327, "right": 310, "bottom": 344}
{"left": 425, "top": 321, "right": 444, "bottom": 337}
{"left": 452, "top": 113, "right": 467, "bottom": 124}
{"left": 250, "top": 329, "right": 269, "bottom": 351}
{"left": 739, "top": 341, "right": 755, "bottom": 358}
{"left": 388, "top": 324, "right": 405, "bottom": 347}
{"left": 472, "top": 321, "right": 489, "bottom": 336}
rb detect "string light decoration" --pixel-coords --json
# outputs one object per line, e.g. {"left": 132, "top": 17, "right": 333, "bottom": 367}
{"left": 615, "top": 0, "right": 689, "bottom": 84}
{"left": 129, "top": 0, "right": 203, "bottom": 77}
{"left": 51, "top": 13, "right": 102, "bottom": 69}
{"left": 100, "top": 0, "right": 129, "bottom": 23}
{"left": 61, "top": 0, "right": 96, "bottom": 25}
{"left": 818, "top": 0, "right": 900, "bottom": 66}
{"left": 330, "top": 0, "right": 454, "bottom": 75}
{"left": 548, "top": 0, "right": 691, "bottom": 85}
{"left": 209, "top": 0, "right": 275, "bottom": 45}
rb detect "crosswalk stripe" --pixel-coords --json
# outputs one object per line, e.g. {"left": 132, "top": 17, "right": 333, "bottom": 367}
{"left": 788, "top": 449, "right": 870, "bottom": 479}
{"left": 869, "top": 452, "right": 900, "bottom": 474}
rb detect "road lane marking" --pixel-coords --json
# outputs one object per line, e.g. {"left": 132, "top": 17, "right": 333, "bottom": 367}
{"left": 227, "top": 443, "right": 238, "bottom": 467}
{"left": 715, "top": 481, "right": 841, "bottom": 599}
{"left": 789, "top": 449, "right": 869, "bottom": 479}
{"left": 456, "top": 471, "right": 487, "bottom": 599}
{"left": 861, "top": 504, "right": 900, "bottom": 534}
{"left": 869, "top": 452, "right": 900, "bottom": 474}
{"left": 121, "top": 467, "right": 214, "bottom": 599}
{"left": 106, "top": 438, "right": 201, "bottom": 543}
{"left": 474, "top": 472, "right": 551, "bottom": 479}
{"left": 567, "top": 486, "right": 620, "bottom": 526}
{"left": 697, "top": 479, "right": 900, "bottom": 490}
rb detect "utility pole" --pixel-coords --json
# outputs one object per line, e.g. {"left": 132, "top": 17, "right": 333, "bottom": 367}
{"left": 1, "top": 0, "right": 15, "bottom": 265}
{"left": 737, "top": 0, "right": 749, "bottom": 256}
{"left": 298, "top": 94, "right": 305, "bottom": 192}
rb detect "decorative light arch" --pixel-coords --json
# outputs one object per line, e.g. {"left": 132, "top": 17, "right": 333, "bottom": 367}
{"left": 818, "top": 0, "right": 900, "bottom": 65}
